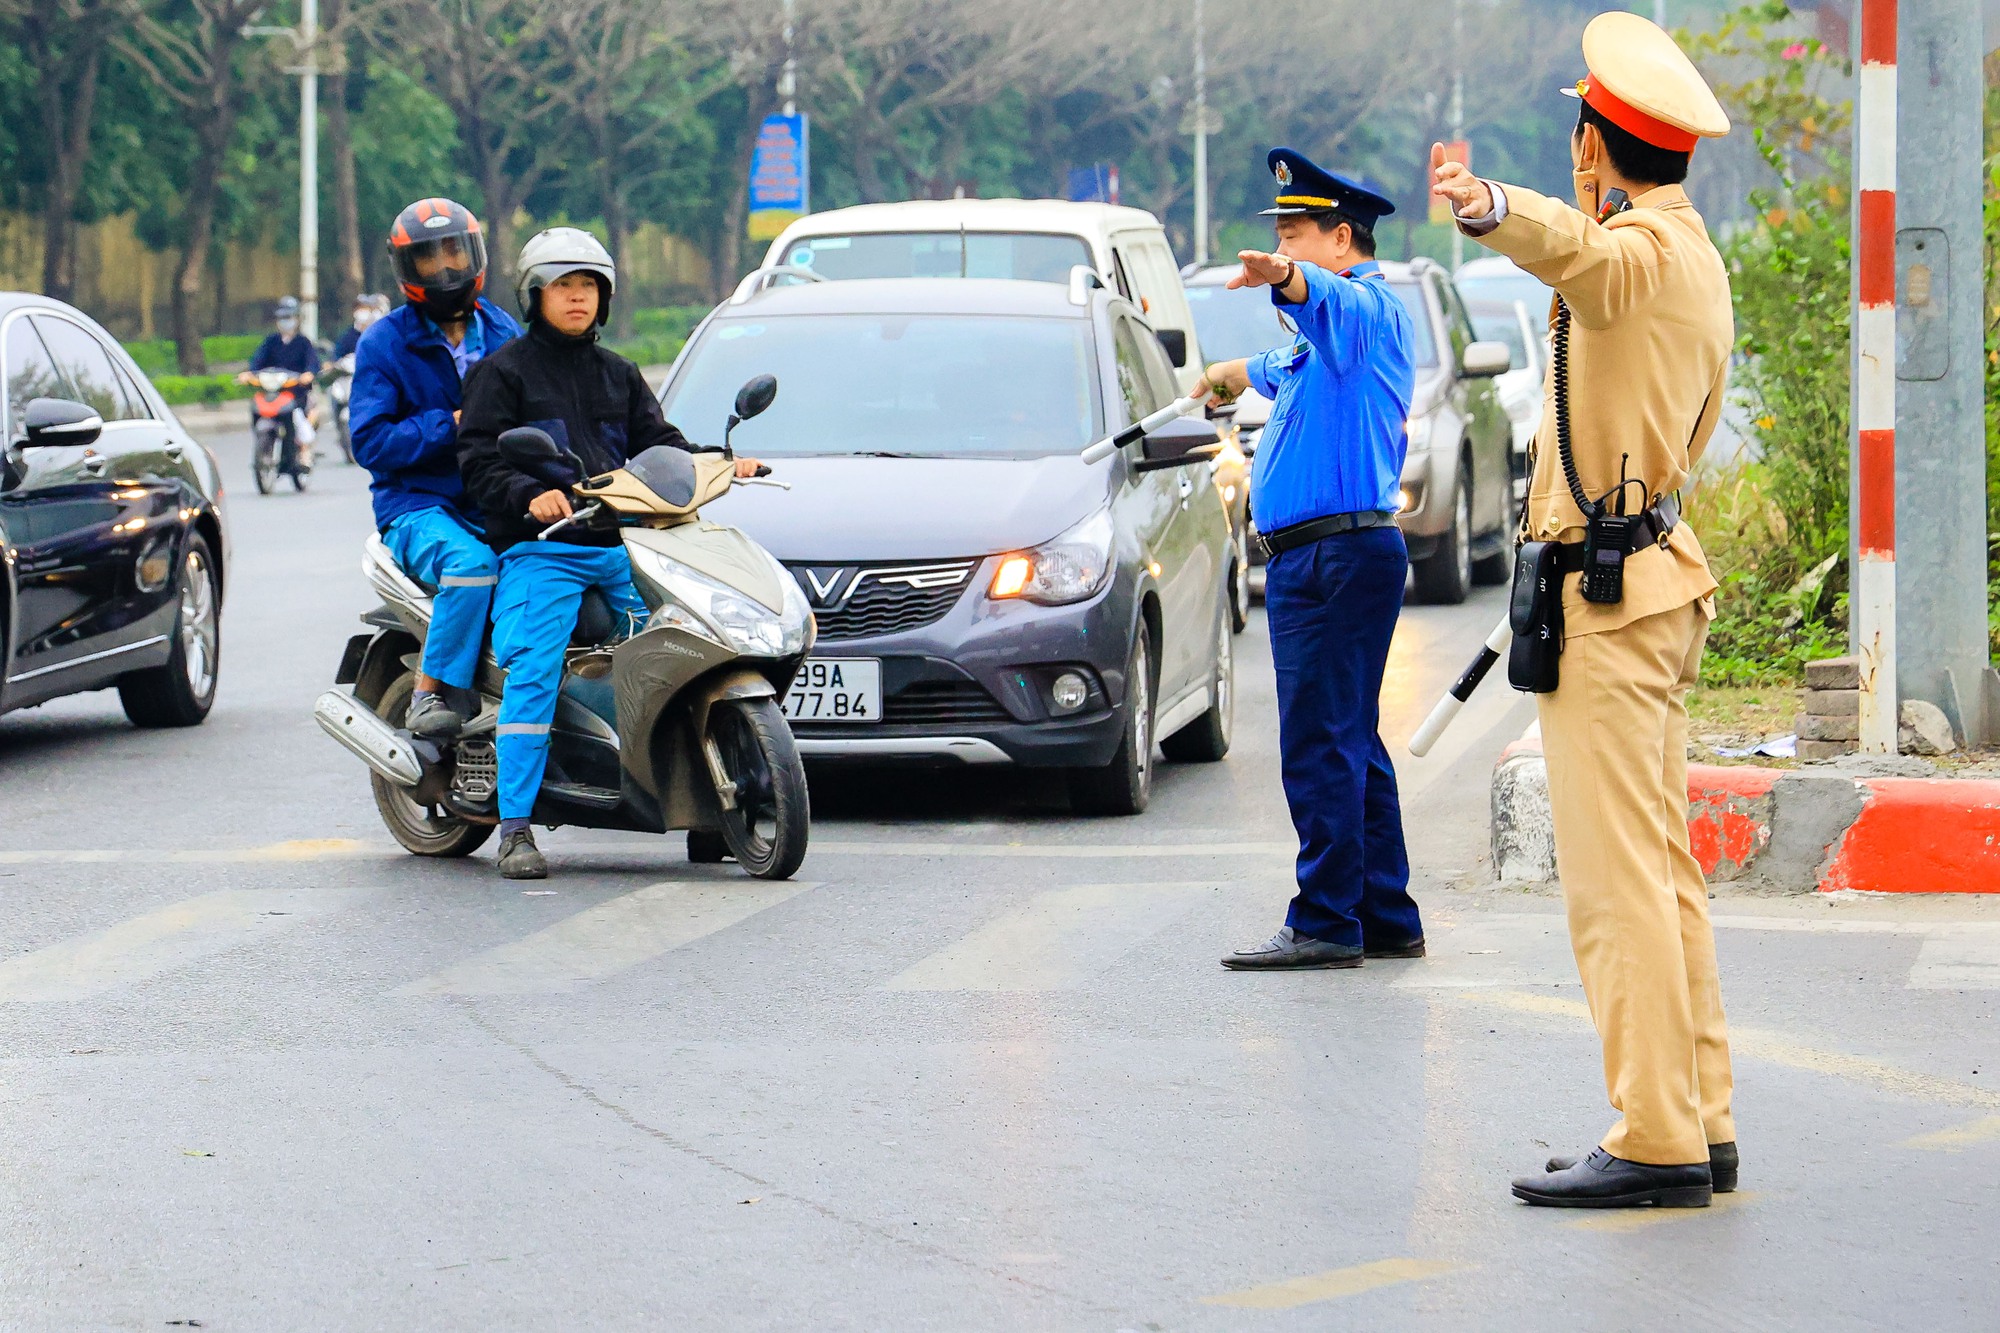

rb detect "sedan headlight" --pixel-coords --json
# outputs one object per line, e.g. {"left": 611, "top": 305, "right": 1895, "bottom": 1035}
{"left": 630, "top": 544, "right": 811, "bottom": 658}
{"left": 1405, "top": 415, "right": 1433, "bottom": 450}
{"left": 989, "top": 506, "right": 1116, "bottom": 606}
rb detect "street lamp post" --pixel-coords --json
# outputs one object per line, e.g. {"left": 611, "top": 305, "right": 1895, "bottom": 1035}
{"left": 246, "top": 1, "right": 320, "bottom": 341}
{"left": 1193, "top": 0, "right": 1208, "bottom": 266}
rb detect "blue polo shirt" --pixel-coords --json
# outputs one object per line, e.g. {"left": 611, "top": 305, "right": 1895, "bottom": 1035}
{"left": 1245, "top": 260, "right": 1416, "bottom": 533}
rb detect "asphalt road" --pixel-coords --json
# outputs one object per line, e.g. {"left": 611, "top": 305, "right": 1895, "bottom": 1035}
{"left": 3, "top": 424, "right": 1998, "bottom": 1330}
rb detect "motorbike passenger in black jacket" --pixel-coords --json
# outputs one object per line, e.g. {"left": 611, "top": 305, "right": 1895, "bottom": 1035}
{"left": 452, "top": 227, "right": 764, "bottom": 882}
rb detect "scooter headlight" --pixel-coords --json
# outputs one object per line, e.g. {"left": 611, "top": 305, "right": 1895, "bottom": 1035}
{"left": 630, "top": 544, "right": 810, "bottom": 658}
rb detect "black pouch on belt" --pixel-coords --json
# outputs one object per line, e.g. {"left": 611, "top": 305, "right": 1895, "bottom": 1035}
{"left": 1507, "top": 540, "right": 1564, "bottom": 693}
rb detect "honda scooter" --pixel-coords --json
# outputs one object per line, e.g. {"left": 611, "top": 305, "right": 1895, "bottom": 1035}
{"left": 245, "top": 368, "right": 314, "bottom": 493}
{"left": 325, "top": 353, "right": 358, "bottom": 464}
{"left": 313, "top": 375, "right": 814, "bottom": 879}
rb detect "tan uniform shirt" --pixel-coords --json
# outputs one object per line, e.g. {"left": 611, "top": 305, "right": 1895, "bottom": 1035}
{"left": 1475, "top": 183, "right": 1732, "bottom": 637}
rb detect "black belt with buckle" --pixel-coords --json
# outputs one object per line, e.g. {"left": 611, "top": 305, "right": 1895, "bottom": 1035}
{"left": 1257, "top": 509, "right": 1398, "bottom": 557}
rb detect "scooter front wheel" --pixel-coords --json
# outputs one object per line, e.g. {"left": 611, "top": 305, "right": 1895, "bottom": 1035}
{"left": 707, "top": 696, "right": 808, "bottom": 880}
{"left": 252, "top": 425, "right": 280, "bottom": 495}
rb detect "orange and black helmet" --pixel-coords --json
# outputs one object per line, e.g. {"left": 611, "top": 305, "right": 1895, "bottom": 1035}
{"left": 386, "top": 197, "right": 487, "bottom": 321}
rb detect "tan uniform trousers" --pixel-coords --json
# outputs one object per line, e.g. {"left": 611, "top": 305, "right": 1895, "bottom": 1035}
{"left": 1536, "top": 598, "right": 1735, "bottom": 1165}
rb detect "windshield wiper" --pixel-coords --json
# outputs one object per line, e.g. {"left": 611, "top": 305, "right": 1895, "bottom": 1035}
{"left": 847, "top": 450, "right": 930, "bottom": 458}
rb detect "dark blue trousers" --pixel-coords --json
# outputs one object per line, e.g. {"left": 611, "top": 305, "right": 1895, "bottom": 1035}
{"left": 1263, "top": 525, "right": 1422, "bottom": 949}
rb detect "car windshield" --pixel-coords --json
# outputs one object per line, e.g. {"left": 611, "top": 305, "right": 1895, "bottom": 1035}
{"left": 1186, "top": 279, "right": 1437, "bottom": 368}
{"left": 1456, "top": 270, "right": 1549, "bottom": 312}
{"left": 779, "top": 232, "right": 1093, "bottom": 283}
{"left": 661, "top": 313, "right": 1102, "bottom": 458}
{"left": 1469, "top": 305, "right": 1531, "bottom": 372}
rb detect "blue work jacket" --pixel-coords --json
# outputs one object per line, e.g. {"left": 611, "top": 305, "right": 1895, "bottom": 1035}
{"left": 1245, "top": 260, "right": 1416, "bottom": 533}
{"left": 350, "top": 299, "right": 523, "bottom": 530}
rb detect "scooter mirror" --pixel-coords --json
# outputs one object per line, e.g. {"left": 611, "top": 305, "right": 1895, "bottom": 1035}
{"left": 733, "top": 374, "right": 778, "bottom": 422}
{"left": 497, "top": 425, "right": 584, "bottom": 487}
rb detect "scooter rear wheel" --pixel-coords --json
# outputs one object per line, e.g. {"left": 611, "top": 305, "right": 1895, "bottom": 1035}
{"left": 252, "top": 426, "right": 280, "bottom": 495}
{"left": 371, "top": 674, "right": 494, "bottom": 858}
{"left": 707, "top": 697, "right": 808, "bottom": 880}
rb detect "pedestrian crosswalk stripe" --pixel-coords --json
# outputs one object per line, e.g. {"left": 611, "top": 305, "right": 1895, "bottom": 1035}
{"left": 0, "top": 839, "right": 373, "bottom": 865}
{"left": 1201, "top": 1257, "right": 1459, "bottom": 1309}
{"left": 394, "top": 879, "right": 818, "bottom": 996}
{"left": 882, "top": 882, "right": 1215, "bottom": 992}
{"left": 1564, "top": 1191, "right": 1757, "bottom": 1232}
{"left": 1906, "top": 929, "right": 2000, "bottom": 990}
{"left": 0, "top": 884, "right": 374, "bottom": 1003}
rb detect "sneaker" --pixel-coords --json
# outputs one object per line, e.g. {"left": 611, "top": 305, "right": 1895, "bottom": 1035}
{"left": 498, "top": 828, "right": 547, "bottom": 880}
{"left": 406, "top": 690, "right": 465, "bottom": 740}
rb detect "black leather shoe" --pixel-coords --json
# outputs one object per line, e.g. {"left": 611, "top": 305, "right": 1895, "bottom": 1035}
{"left": 1365, "top": 937, "right": 1426, "bottom": 959}
{"left": 1545, "top": 1141, "right": 1737, "bottom": 1193}
{"left": 1221, "top": 927, "right": 1363, "bottom": 970}
{"left": 1512, "top": 1148, "right": 1711, "bottom": 1208}
{"left": 498, "top": 828, "right": 547, "bottom": 880}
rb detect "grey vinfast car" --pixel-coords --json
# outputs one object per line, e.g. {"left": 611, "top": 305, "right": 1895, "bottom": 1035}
{"left": 657, "top": 274, "right": 1236, "bottom": 815}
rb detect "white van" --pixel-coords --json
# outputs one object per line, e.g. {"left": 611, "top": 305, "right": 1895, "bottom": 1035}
{"left": 760, "top": 199, "right": 1205, "bottom": 392}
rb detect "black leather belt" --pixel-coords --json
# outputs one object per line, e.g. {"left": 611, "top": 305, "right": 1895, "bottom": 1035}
{"left": 1258, "top": 510, "right": 1397, "bottom": 557}
{"left": 1552, "top": 498, "right": 1679, "bottom": 573}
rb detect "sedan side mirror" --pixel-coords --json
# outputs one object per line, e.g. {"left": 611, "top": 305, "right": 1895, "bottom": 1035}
{"left": 23, "top": 397, "right": 103, "bottom": 449}
{"left": 1461, "top": 340, "right": 1512, "bottom": 378}
{"left": 1134, "top": 415, "right": 1223, "bottom": 472}
{"left": 1155, "top": 327, "right": 1188, "bottom": 368}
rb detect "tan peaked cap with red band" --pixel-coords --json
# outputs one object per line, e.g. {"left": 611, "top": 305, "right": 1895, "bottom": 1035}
{"left": 1561, "top": 11, "right": 1729, "bottom": 153}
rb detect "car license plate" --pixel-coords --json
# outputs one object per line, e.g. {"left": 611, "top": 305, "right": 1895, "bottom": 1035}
{"left": 783, "top": 658, "right": 881, "bottom": 723}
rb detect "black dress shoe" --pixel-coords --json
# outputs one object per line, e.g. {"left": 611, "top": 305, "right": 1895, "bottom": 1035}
{"left": 1512, "top": 1148, "right": 1711, "bottom": 1209}
{"left": 1221, "top": 927, "right": 1363, "bottom": 970}
{"left": 1545, "top": 1141, "right": 1737, "bottom": 1193}
{"left": 1365, "top": 937, "right": 1426, "bottom": 959}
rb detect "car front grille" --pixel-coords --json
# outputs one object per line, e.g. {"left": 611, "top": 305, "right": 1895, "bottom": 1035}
{"left": 880, "top": 680, "right": 1010, "bottom": 725}
{"left": 790, "top": 560, "right": 976, "bottom": 641}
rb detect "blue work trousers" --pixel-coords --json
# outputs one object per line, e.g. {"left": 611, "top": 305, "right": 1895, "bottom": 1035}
{"left": 1263, "top": 525, "right": 1422, "bottom": 949}
{"left": 491, "top": 542, "right": 648, "bottom": 820}
{"left": 382, "top": 507, "right": 496, "bottom": 690}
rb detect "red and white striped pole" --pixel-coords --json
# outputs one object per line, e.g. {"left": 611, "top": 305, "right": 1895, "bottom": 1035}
{"left": 1855, "top": 0, "right": 1898, "bottom": 753}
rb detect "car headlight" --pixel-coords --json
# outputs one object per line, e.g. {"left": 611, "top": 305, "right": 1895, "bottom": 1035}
{"left": 1405, "top": 415, "right": 1432, "bottom": 449}
{"left": 989, "top": 506, "right": 1115, "bottom": 606}
{"left": 630, "top": 544, "right": 811, "bottom": 658}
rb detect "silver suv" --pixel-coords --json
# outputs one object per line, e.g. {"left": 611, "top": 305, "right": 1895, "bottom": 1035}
{"left": 1182, "top": 259, "right": 1515, "bottom": 603}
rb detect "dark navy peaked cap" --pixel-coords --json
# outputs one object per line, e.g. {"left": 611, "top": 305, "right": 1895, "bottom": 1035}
{"left": 1260, "top": 148, "right": 1396, "bottom": 225}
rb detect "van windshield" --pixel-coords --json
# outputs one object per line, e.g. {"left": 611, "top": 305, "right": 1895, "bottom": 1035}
{"left": 660, "top": 313, "right": 1103, "bottom": 458}
{"left": 779, "top": 232, "right": 1093, "bottom": 283}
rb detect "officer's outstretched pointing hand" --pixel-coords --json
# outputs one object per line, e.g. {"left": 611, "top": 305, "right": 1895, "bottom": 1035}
{"left": 1227, "top": 250, "right": 1294, "bottom": 291}
{"left": 1429, "top": 142, "right": 1492, "bottom": 219}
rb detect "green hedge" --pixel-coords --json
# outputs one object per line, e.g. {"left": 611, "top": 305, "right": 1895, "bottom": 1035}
{"left": 122, "top": 335, "right": 263, "bottom": 376}
{"left": 152, "top": 374, "right": 244, "bottom": 406}
{"left": 607, "top": 304, "right": 710, "bottom": 368}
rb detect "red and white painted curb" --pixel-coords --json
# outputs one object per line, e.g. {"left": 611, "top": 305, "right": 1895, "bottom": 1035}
{"left": 1491, "top": 725, "right": 2000, "bottom": 894}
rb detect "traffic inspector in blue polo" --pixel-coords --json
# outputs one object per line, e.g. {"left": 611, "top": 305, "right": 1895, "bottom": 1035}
{"left": 1201, "top": 148, "right": 1426, "bottom": 971}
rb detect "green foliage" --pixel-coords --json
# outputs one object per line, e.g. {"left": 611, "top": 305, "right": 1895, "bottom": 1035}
{"left": 151, "top": 374, "right": 242, "bottom": 406}
{"left": 605, "top": 305, "right": 711, "bottom": 369}
{"left": 123, "top": 335, "right": 262, "bottom": 376}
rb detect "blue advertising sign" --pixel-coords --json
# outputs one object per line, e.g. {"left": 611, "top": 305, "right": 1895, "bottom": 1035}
{"left": 749, "top": 113, "right": 810, "bottom": 241}
{"left": 1065, "top": 164, "right": 1120, "bottom": 205}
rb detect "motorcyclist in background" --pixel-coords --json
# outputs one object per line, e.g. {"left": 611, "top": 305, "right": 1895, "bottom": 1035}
{"left": 333, "top": 293, "right": 389, "bottom": 360}
{"left": 456, "top": 227, "right": 765, "bottom": 881}
{"left": 241, "top": 295, "right": 320, "bottom": 409}
{"left": 350, "top": 198, "right": 524, "bottom": 739}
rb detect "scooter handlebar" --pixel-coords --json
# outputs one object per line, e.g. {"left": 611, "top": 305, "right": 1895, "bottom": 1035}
{"left": 535, "top": 500, "right": 603, "bottom": 541}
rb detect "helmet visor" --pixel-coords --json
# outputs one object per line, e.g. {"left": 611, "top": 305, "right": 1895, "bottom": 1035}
{"left": 392, "top": 232, "right": 488, "bottom": 294}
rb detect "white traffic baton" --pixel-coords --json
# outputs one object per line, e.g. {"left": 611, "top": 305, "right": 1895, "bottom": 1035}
{"left": 1080, "top": 395, "right": 1205, "bottom": 463}
{"left": 1407, "top": 615, "right": 1512, "bottom": 757}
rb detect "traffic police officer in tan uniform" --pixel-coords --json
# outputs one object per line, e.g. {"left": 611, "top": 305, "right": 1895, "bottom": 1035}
{"left": 1433, "top": 11, "right": 1738, "bottom": 1208}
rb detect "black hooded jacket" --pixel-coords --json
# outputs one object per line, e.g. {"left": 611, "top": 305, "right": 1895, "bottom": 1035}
{"left": 456, "top": 318, "right": 693, "bottom": 552}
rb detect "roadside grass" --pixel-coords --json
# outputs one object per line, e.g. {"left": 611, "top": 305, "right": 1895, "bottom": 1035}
{"left": 607, "top": 303, "right": 708, "bottom": 369}
{"left": 153, "top": 374, "right": 244, "bottom": 406}
{"left": 122, "top": 334, "right": 262, "bottom": 376}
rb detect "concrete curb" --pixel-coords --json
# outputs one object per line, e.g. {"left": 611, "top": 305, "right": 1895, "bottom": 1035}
{"left": 1491, "top": 726, "right": 2000, "bottom": 894}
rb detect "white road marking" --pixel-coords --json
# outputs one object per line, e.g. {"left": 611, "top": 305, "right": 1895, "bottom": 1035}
{"left": 1389, "top": 915, "right": 1578, "bottom": 990}
{"left": 807, "top": 841, "right": 1293, "bottom": 859}
{"left": 0, "top": 884, "right": 374, "bottom": 1003}
{"left": 1907, "top": 930, "right": 2000, "bottom": 990}
{"left": 0, "top": 839, "right": 372, "bottom": 865}
{"left": 883, "top": 882, "right": 1216, "bottom": 992}
{"left": 395, "top": 880, "right": 818, "bottom": 996}
{"left": 1202, "top": 1257, "right": 1460, "bottom": 1309}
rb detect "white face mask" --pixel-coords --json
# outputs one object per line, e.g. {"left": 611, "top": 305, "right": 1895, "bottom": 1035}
{"left": 277, "top": 318, "right": 300, "bottom": 337}
{"left": 353, "top": 309, "right": 378, "bottom": 332}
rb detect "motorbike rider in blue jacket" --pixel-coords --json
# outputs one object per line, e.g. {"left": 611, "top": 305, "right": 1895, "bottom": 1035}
{"left": 456, "top": 228, "right": 764, "bottom": 880}
{"left": 350, "top": 198, "right": 523, "bottom": 738}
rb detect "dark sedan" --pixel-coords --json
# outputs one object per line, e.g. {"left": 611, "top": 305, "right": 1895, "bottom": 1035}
{"left": 2, "top": 293, "right": 228, "bottom": 726}
{"left": 658, "top": 275, "right": 1235, "bottom": 815}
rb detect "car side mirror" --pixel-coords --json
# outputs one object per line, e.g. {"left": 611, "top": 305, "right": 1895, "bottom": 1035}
{"left": 496, "top": 425, "right": 585, "bottom": 487}
{"left": 1154, "top": 327, "right": 1188, "bottom": 368}
{"left": 1134, "top": 415, "right": 1222, "bottom": 472}
{"left": 1461, "top": 340, "right": 1511, "bottom": 378}
{"left": 23, "top": 397, "right": 102, "bottom": 449}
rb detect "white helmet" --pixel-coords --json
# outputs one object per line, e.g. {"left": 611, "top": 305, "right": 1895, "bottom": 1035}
{"left": 515, "top": 227, "right": 617, "bottom": 325}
